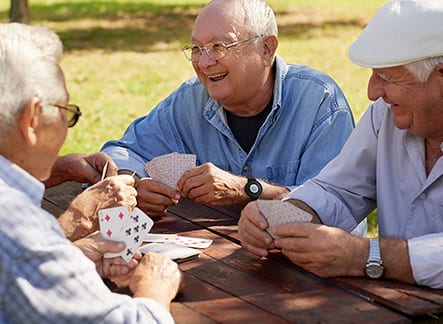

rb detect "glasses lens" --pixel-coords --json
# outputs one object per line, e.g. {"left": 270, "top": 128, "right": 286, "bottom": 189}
{"left": 183, "top": 45, "right": 198, "bottom": 61}
{"left": 208, "top": 42, "right": 226, "bottom": 60}
{"left": 65, "top": 104, "right": 81, "bottom": 128}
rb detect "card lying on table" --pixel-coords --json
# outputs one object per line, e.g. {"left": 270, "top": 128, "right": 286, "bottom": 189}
{"left": 144, "top": 233, "right": 213, "bottom": 249}
{"left": 144, "top": 152, "right": 196, "bottom": 189}
{"left": 257, "top": 200, "right": 312, "bottom": 238}
{"left": 139, "top": 242, "right": 201, "bottom": 263}
{"left": 99, "top": 206, "right": 154, "bottom": 262}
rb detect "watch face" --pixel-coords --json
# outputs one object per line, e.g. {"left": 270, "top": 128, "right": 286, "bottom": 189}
{"left": 249, "top": 183, "right": 260, "bottom": 194}
{"left": 365, "top": 262, "right": 384, "bottom": 279}
{"left": 245, "top": 178, "right": 263, "bottom": 200}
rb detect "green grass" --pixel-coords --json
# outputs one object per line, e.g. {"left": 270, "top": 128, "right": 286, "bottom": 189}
{"left": 0, "top": 0, "right": 385, "bottom": 234}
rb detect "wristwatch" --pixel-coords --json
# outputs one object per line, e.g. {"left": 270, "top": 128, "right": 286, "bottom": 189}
{"left": 364, "top": 238, "right": 384, "bottom": 279}
{"left": 244, "top": 178, "right": 263, "bottom": 201}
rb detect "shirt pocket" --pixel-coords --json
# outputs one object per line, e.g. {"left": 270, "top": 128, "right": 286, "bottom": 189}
{"left": 260, "top": 160, "right": 300, "bottom": 186}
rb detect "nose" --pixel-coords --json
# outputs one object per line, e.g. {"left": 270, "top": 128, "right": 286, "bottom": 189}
{"left": 367, "top": 71, "right": 386, "bottom": 101}
{"left": 197, "top": 48, "right": 217, "bottom": 68}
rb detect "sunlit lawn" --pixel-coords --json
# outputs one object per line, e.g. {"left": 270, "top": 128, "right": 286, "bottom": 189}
{"left": 0, "top": 0, "right": 387, "bottom": 235}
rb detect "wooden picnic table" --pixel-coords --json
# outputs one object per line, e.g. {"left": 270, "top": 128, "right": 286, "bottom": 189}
{"left": 43, "top": 181, "right": 443, "bottom": 323}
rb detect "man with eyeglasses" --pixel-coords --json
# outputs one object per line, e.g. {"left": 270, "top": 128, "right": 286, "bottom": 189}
{"left": 102, "top": 0, "right": 364, "bottom": 234}
{"left": 0, "top": 23, "right": 181, "bottom": 322}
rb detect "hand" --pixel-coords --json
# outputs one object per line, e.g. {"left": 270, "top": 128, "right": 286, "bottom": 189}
{"left": 238, "top": 201, "right": 274, "bottom": 257}
{"left": 273, "top": 223, "right": 367, "bottom": 278}
{"left": 129, "top": 252, "right": 182, "bottom": 311}
{"left": 136, "top": 178, "right": 181, "bottom": 216}
{"left": 45, "top": 152, "right": 118, "bottom": 187}
{"left": 73, "top": 231, "right": 141, "bottom": 278}
{"left": 58, "top": 175, "right": 137, "bottom": 241}
{"left": 177, "top": 163, "right": 247, "bottom": 206}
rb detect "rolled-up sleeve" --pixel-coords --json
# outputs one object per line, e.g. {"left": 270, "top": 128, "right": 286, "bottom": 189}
{"left": 408, "top": 233, "right": 443, "bottom": 289}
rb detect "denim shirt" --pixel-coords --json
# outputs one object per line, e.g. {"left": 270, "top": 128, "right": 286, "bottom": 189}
{"left": 102, "top": 56, "right": 355, "bottom": 190}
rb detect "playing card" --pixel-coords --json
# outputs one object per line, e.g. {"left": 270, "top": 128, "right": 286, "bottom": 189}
{"left": 139, "top": 242, "right": 201, "bottom": 263}
{"left": 170, "top": 235, "right": 213, "bottom": 249}
{"left": 117, "top": 207, "right": 154, "bottom": 262}
{"left": 144, "top": 233, "right": 178, "bottom": 243}
{"left": 98, "top": 206, "right": 129, "bottom": 240}
{"left": 144, "top": 152, "right": 196, "bottom": 189}
{"left": 257, "top": 200, "right": 313, "bottom": 238}
{"left": 99, "top": 207, "right": 154, "bottom": 262}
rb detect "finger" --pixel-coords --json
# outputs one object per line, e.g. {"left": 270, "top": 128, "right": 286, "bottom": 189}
{"left": 138, "top": 178, "right": 181, "bottom": 200}
{"left": 177, "top": 166, "right": 207, "bottom": 196}
{"left": 242, "top": 202, "right": 268, "bottom": 230}
{"left": 274, "top": 237, "right": 307, "bottom": 252}
{"left": 241, "top": 240, "right": 269, "bottom": 257}
{"left": 272, "top": 222, "right": 313, "bottom": 238}
{"left": 115, "top": 174, "right": 136, "bottom": 187}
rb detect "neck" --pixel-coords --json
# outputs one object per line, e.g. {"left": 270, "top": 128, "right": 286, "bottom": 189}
{"left": 425, "top": 139, "right": 443, "bottom": 175}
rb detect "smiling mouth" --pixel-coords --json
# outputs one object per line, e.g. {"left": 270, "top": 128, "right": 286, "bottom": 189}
{"left": 208, "top": 72, "right": 228, "bottom": 81}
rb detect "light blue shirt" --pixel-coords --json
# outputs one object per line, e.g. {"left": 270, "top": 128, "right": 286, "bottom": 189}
{"left": 287, "top": 98, "right": 443, "bottom": 288}
{"left": 0, "top": 156, "right": 173, "bottom": 323}
{"left": 102, "top": 56, "right": 355, "bottom": 190}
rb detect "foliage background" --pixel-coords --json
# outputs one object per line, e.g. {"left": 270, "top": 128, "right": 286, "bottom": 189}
{"left": 0, "top": 0, "right": 387, "bottom": 234}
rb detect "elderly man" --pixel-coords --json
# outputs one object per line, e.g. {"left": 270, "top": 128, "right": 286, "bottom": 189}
{"left": 0, "top": 23, "right": 181, "bottom": 322}
{"left": 101, "top": 0, "right": 355, "bottom": 217}
{"left": 238, "top": 0, "right": 443, "bottom": 289}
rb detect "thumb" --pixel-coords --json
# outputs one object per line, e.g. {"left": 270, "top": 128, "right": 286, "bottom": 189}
{"left": 98, "top": 239, "right": 126, "bottom": 254}
{"left": 94, "top": 233, "right": 126, "bottom": 254}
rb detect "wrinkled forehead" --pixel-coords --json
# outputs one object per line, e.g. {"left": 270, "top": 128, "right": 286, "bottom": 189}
{"left": 192, "top": 1, "right": 249, "bottom": 41}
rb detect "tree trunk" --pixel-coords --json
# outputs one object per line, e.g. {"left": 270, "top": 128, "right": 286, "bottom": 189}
{"left": 9, "top": 0, "right": 30, "bottom": 24}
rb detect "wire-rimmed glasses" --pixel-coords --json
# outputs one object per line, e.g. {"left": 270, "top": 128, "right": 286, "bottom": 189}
{"left": 182, "top": 35, "right": 260, "bottom": 62}
{"left": 51, "top": 104, "right": 82, "bottom": 127}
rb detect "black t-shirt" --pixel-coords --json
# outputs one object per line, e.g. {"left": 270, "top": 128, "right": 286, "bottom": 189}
{"left": 225, "top": 98, "right": 273, "bottom": 153}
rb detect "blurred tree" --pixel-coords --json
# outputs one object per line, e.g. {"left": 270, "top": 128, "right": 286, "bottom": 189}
{"left": 9, "top": 0, "right": 29, "bottom": 23}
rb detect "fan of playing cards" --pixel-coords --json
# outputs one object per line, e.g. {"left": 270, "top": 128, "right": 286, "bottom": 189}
{"left": 98, "top": 206, "right": 212, "bottom": 263}
{"left": 257, "top": 200, "right": 313, "bottom": 238}
{"left": 144, "top": 152, "right": 196, "bottom": 189}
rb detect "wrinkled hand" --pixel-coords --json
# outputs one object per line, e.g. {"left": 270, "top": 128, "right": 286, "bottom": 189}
{"left": 73, "top": 231, "right": 141, "bottom": 278}
{"left": 177, "top": 163, "right": 247, "bottom": 206}
{"left": 58, "top": 175, "right": 137, "bottom": 241}
{"left": 273, "top": 223, "right": 366, "bottom": 278}
{"left": 238, "top": 201, "right": 274, "bottom": 257}
{"left": 136, "top": 178, "right": 181, "bottom": 216}
{"left": 129, "top": 252, "right": 183, "bottom": 311}
{"left": 45, "top": 152, "right": 118, "bottom": 187}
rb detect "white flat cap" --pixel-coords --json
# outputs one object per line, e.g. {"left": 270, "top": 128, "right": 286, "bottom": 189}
{"left": 349, "top": 0, "right": 443, "bottom": 68}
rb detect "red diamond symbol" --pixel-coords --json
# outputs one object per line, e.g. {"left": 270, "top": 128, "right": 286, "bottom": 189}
{"left": 119, "top": 212, "right": 124, "bottom": 219}
{"left": 105, "top": 214, "right": 110, "bottom": 222}
{"left": 106, "top": 230, "right": 112, "bottom": 237}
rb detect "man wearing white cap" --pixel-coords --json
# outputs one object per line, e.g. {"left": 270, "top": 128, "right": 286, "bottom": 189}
{"left": 238, "top": 0, "right": 443, "bottom": 288}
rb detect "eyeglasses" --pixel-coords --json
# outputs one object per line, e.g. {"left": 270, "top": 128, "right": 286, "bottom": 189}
{"left": 182, "top": 35, "right": 260, "bottom": 62}
{"left": 51, "top": 104, "right": 82, "bottom": 127}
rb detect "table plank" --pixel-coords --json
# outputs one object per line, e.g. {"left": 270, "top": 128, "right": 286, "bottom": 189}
{"left": 332, "top": 277, "right": 443, "bottom": 316}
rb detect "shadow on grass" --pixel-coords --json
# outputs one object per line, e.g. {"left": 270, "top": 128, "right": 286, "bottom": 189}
{"left": 0, "top": 1, "right": 368, "bottom": 53}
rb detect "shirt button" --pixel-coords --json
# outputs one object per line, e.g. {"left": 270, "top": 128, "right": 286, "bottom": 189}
{"left": 243, "top": 166, "right": 250, "bottom": 173}
{"left": 419, "top": 193, "right": 426, "bottom": 200}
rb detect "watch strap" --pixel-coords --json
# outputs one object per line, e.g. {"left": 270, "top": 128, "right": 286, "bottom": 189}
{"left": 368, "top": 238, "right": 382, "bottom": 263}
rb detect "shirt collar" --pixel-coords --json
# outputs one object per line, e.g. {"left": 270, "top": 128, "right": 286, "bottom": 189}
{"left": 0, "top": 155, "right": 45, "bottom": 206}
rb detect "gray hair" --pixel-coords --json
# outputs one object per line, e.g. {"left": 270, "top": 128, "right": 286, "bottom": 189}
{"left": 0, "top": 23, "right": 67, "bottom": 135}
{"left": 205, "top": 0, "right": 278, "bottom": 37}
{"left": 405, "top": 56, "right": 443, "bottom": 83}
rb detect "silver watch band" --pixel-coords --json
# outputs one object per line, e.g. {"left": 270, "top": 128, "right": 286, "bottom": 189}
{"left": 368, "top": 238, "right": 382, "bottom": 263}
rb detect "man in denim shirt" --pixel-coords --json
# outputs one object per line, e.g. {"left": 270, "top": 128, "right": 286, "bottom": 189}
{"left": 102, "top": 0, "right": 355, "bottom": 217}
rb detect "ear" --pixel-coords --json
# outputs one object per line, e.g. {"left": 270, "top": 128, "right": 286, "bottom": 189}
{"left": 17, "top": 96, "right": 41, "bottom": 146}
{"left": 261, "top": 35, "right": 278, "bottom": 66}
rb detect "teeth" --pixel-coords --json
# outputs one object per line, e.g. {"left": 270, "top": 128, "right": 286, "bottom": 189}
{"left": 209, "top": 72, "right": 227, "bottom": 79}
